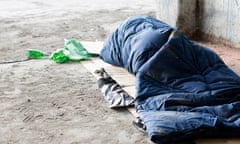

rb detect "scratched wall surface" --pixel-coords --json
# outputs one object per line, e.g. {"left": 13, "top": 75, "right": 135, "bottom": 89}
{"left": 200, "top": 0, "right": 240, "bottom": 44}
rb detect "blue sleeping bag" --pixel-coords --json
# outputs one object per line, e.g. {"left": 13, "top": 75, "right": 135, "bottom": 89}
{"left": 100, "top": 16, "right": 240, "bottom": 143}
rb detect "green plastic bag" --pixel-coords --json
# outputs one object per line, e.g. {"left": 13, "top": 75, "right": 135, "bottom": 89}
{"left": 50, "top": 49, "right": 69, "bottom": 63}
{"left": 50, "top": 39, "right": 92, "bottom": 63}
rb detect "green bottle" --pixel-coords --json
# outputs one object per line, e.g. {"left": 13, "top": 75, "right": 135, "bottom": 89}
{"left": 26, "top": 49, "right": 49, "bottom": 59}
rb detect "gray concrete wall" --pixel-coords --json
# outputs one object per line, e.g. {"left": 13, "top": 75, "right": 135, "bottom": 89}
{"left": 156, "top": 0, "right": 197, "bottom": 37}
{"left": 156, "top": 0, "right": 240, "bottom": 47}
{"left": 199, "top": 0, "right": 240, "bottom": 47}
{"left": 156, "top": 0, "right": 178, "bottom": 28}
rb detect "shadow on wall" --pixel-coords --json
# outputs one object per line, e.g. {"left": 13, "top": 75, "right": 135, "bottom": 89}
{"left": 156, "top": 0, "right": 240, "bottom": 48}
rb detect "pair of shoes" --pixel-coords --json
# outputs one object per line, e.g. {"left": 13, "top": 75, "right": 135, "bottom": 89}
{"left": 132, "top": 118, "right": 146, "bottom": 133}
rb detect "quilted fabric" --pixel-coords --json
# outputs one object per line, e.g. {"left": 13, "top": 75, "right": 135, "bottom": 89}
{"left": 100, "top": 16, "right": 240, "bottom": 143}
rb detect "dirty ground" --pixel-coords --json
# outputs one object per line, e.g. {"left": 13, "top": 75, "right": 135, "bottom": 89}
{"left": 0, "top": 0, "right": 155, "bottom": 144}
{"left": 0, "top": 0, "right": 240, "bottom": 144}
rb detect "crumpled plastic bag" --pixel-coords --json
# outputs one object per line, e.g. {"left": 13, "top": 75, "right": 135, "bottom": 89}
{"left": 50, "top": 39, "right": 92, "bottom": 63}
